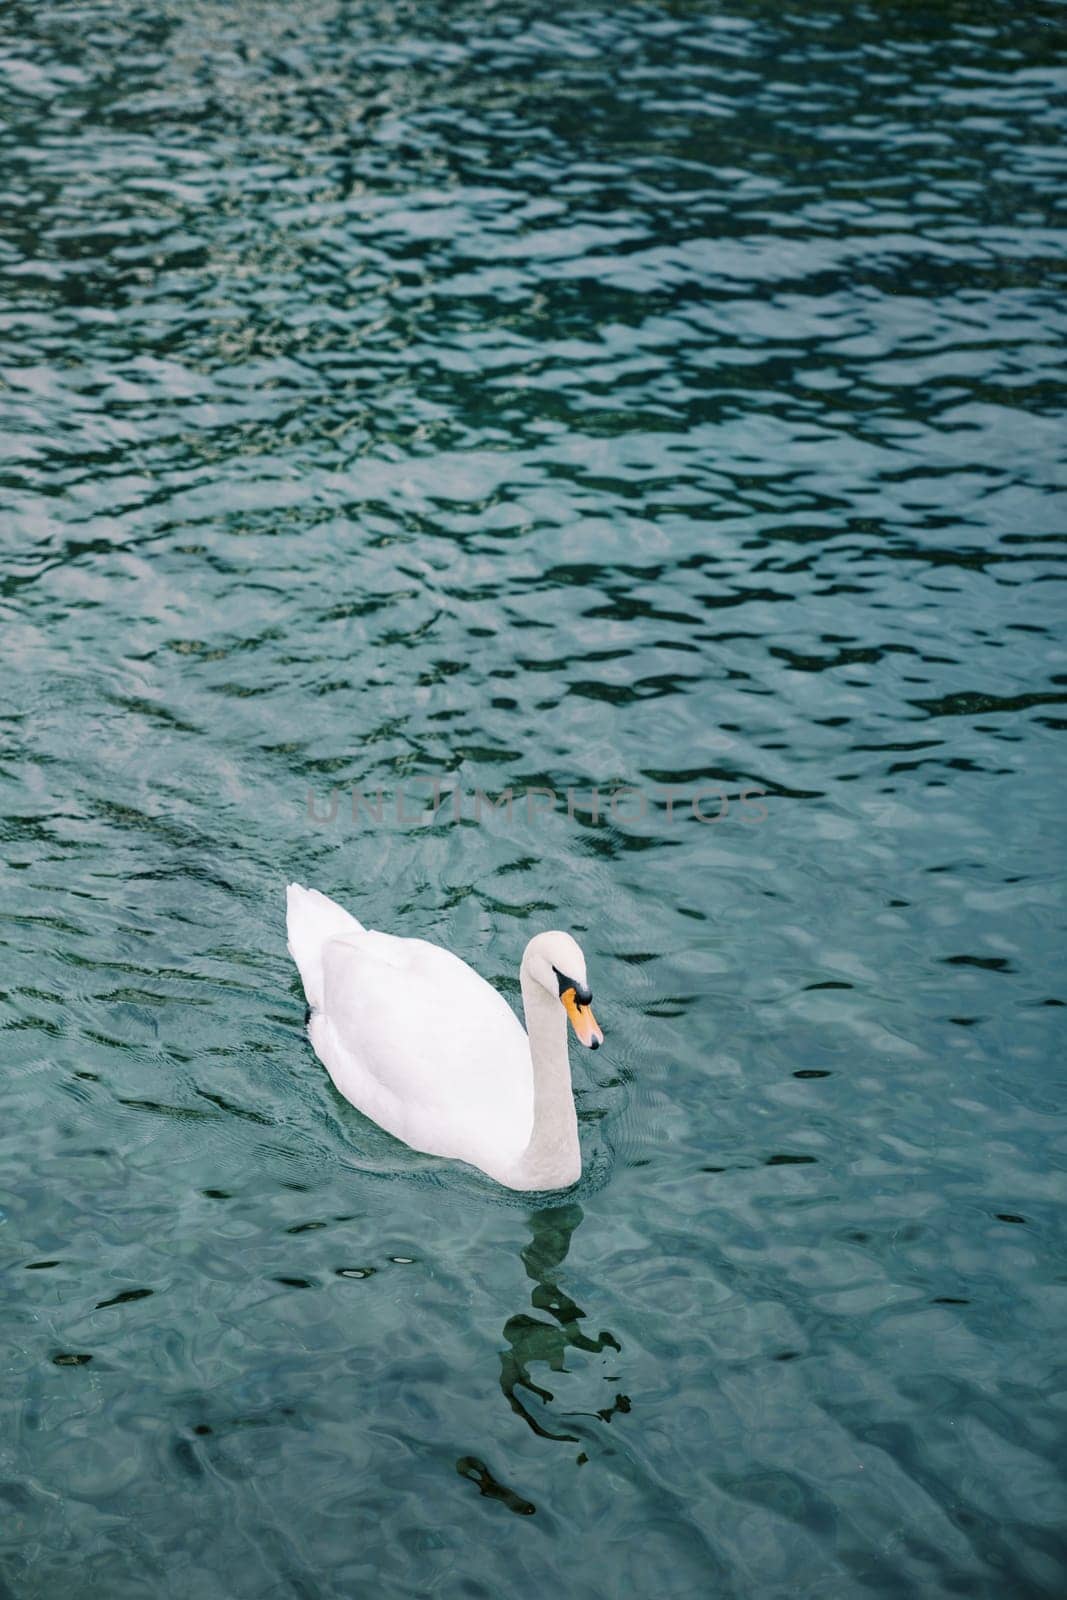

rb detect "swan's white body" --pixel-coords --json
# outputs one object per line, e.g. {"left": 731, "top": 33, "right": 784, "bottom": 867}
{"left": 285, "top": 885, "right": 601, "bottom": 1191}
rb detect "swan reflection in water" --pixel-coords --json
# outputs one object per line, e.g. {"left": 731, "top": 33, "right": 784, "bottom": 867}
{"left": 500, "top": 1202, "right": 628, "bottom": 1444}
{"left": 456, "top": 1203, "right": 630, "bottom": 1512}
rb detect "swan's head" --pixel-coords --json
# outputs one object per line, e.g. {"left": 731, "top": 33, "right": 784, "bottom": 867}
{"left": 522, "top": 931, "right": 603, "bottom": 1050}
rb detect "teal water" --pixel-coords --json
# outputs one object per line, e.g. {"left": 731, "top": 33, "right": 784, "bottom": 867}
{"left": 2, "top": 1, "right": 1066, "bottom": 1595}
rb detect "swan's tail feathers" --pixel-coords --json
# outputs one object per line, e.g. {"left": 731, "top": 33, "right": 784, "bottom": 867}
{"left": 285, "top": 883, "right": 364, "bottom": 1011}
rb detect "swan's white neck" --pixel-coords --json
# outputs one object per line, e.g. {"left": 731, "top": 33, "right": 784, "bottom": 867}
{"left": 510, "top": 965, "right": 581, "bottom": 1190}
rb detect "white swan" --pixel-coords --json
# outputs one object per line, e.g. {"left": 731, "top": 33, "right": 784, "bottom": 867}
{"left": 285, "top": 884, "right": 603, "bottom": 1191}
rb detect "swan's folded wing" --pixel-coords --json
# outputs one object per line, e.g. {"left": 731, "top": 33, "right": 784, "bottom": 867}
{"left": 317, "top": 933, "right": 533, "bottom": 1152}
{"left": 286, "top": 883, "right": 364, "bottom": 1009}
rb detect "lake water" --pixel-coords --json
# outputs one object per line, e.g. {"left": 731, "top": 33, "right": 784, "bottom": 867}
{"left": 2, "top": 2, "right": 1065, "bottom": 1596}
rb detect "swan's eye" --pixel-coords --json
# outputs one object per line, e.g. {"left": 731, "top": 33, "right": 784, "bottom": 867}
{"left": 553, "top": 967, "right": 592, "bottom": 1007}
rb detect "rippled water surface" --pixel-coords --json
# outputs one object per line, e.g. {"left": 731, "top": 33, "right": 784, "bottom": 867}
{"left": 2, "top": 1, "right": 1066, "bottom": 1595}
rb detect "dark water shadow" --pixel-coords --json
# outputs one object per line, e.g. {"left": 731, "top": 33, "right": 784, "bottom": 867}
{"left": 499, "top": 1202, "right": 625, "bottom": 1444}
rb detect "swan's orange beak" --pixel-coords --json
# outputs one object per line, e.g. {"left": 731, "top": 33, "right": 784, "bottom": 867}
{"left": 561, "top": 987, "right": 603, "bottom": 1050}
